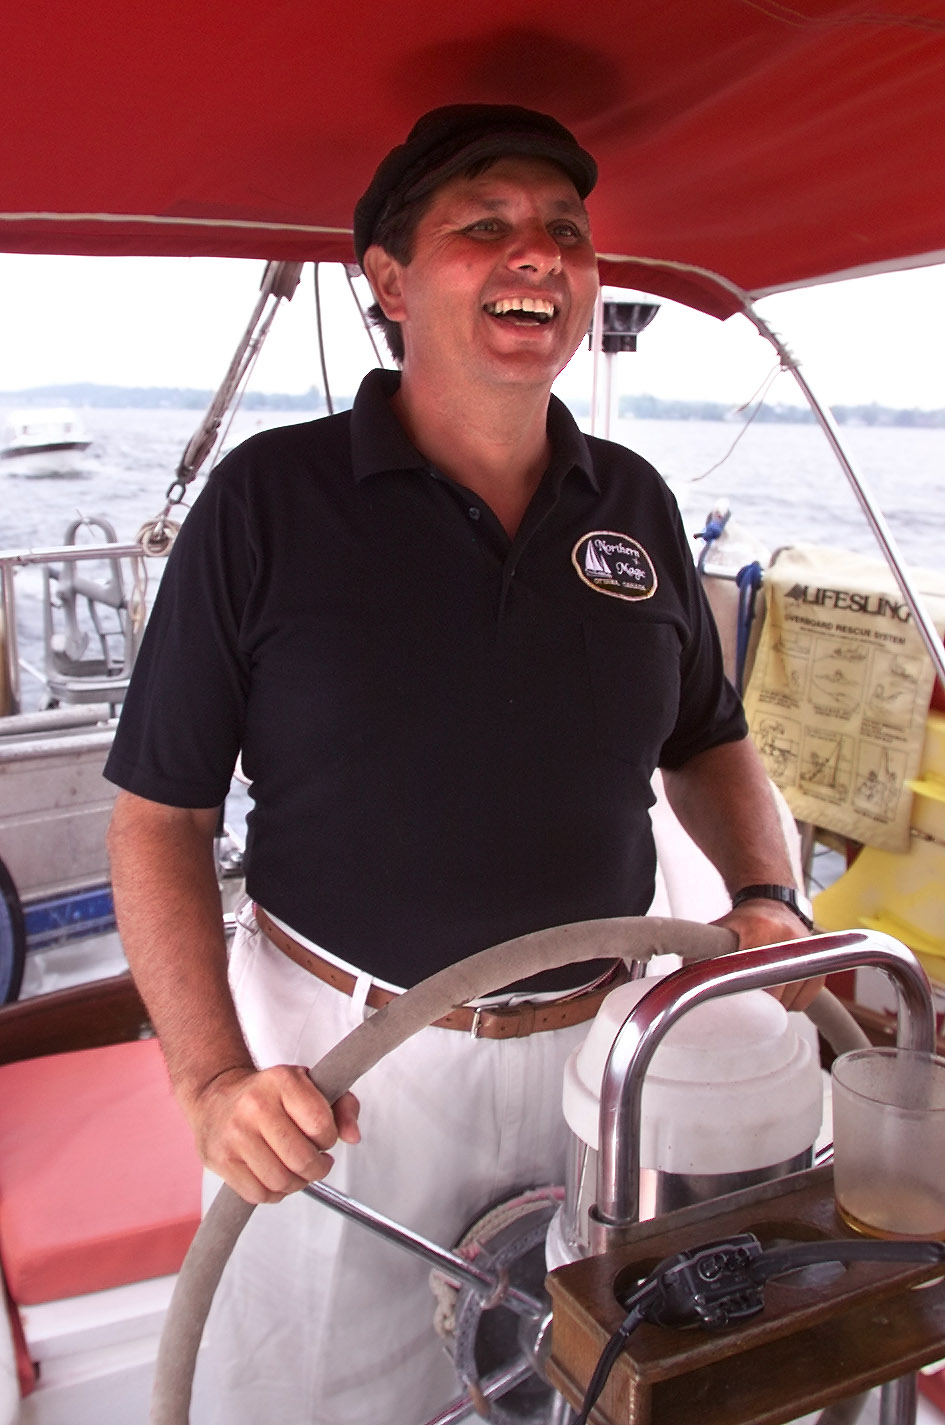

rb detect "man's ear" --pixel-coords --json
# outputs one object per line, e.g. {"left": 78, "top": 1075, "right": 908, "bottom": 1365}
{"left": 362, "top": 245, "right": 406, "bottom": 322}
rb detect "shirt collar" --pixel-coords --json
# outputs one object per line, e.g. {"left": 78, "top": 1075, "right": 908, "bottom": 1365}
{"left": 350, "top": 366, "right": 599, "bottom": 494}
{"left": 350, "top": 368, "right": 425, "bottom": 481}
{"left": 545, "top": 390, "right": 599, "bottom": 493}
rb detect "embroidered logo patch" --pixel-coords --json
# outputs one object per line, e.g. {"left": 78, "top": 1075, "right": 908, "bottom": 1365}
{"left": 572, "top": 531, "right": 657, "bottom": 601}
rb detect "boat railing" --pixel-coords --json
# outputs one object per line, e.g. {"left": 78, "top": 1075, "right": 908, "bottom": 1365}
{"left": 0, "top": 536, "right": 155, "bottom": 718}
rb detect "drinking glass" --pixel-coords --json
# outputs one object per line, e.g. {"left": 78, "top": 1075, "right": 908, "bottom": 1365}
{"left": 831, "top": 1047, "right": 945, "bottom": 1240}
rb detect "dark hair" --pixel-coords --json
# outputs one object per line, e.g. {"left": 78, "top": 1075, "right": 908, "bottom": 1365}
{"left": 366, "top": 303, "right": 405, "bottom": 365}
{"left": 365, "top": 188, "right": 435, "bottom": 364}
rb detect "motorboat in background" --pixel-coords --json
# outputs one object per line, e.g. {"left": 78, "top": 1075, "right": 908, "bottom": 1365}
{"left": 1, "top": 409, "right": 92, "bottom": 475}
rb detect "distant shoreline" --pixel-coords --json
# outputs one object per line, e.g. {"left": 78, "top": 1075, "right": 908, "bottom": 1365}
{"left": 2, "top": 383, "right": 943, "bottom": 429}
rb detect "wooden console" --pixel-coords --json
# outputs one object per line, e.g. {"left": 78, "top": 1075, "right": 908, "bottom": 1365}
{"left": 546, "top": 1166, "right": 945, "bottom": 1425}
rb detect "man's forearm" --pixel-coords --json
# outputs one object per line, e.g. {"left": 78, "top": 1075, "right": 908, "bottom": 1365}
{"left": 106, "top": 789, "right": 254, "bottom": 1114}
{"left": 661, "top": 737, "right": 799, "bottom": 895}
{"left": 106, "top": 789, "right": 360, "bottom": 1202}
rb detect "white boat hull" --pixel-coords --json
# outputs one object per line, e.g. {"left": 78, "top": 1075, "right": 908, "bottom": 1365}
{"left": 13, "top": 1277, "right": 211, "bottom": 1425}
{"left": 1, "top": 446, "right": 91, "bottom": 478}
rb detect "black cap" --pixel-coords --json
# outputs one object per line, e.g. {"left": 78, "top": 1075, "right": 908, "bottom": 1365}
{"left": 353, "top": 104, "right": 598, "bottom": 266}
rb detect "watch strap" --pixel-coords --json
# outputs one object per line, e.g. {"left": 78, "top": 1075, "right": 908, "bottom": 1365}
{"left": 730, "top": 883, "right": 814, "bottom": 932}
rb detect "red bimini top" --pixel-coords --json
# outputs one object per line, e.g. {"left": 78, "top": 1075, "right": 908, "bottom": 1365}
{"left": 1, "top": 0, "right": 944, "bottom": 315}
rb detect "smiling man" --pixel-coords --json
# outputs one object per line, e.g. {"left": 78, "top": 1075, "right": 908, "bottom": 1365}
{"left": 362, "top": 151, "right": 598, "bottom": 539}
{"left": 105, "top": 105, "right": 818, "bottom": 1424}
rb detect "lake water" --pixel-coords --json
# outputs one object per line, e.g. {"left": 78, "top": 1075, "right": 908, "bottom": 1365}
{"left": 3, "top": 403, "right": 943, "bottom": 706}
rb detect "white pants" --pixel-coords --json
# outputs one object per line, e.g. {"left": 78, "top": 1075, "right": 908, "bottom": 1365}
{"left": 200, "top": 909, "right": 588, "bottom": 1425}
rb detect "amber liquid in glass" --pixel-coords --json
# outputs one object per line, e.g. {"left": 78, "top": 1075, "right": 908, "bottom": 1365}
{"left": 836, "top": 1185, "right": 945, "bottom": 1241}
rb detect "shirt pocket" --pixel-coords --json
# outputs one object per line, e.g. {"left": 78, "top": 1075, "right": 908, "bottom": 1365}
{"left": 583, "top": 616, "right": 683, "bottom": 765}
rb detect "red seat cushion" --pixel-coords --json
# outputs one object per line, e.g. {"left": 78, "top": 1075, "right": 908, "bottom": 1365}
{"left": 0, "top": 1038, "right": 202, "bottom": 1305}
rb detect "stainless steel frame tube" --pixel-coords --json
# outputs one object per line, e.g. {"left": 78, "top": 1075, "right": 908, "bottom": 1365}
{"left": 593, "top": 930, "right": 934, "bottom": 1241}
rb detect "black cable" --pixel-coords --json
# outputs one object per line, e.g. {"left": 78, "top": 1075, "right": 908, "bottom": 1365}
{"left": 571, "top": 1283, "right": 657, "bottom": 1425}
{"left": 569, "top": 1234, "right": 945, "bottom": 1423}
{"left": 752, "top": 1238, "right": 945, "bottom": 1285}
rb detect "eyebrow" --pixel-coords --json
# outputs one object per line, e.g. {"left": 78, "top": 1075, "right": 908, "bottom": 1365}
{"left": 476, "top": 193, "right": 585, "bottom": 212}
{"left": 451, "top": 193, "right": 591, "bottom": 225}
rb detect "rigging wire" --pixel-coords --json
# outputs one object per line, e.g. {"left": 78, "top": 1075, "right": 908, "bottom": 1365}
{"left": 343, "top": 263, "right": 389, "bottom": 368}
{"left": 314, "top": 262, "right": 334, "bottom": 415}
{"left": 209, "top": 322, "right": 272, "bottom": 471}
{"left": 138, "top": 261, "right": 303, "bottom": 555}
{"left": 685, "top": 361, "right": 783, "bottom": 483}
{"left": 316, "top": 262, "right": 398, "bottom": 413}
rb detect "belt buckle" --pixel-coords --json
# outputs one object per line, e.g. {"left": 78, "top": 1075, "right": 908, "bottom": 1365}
{"left": 469, "top": 1007, "right": 483, "bottom": 1040}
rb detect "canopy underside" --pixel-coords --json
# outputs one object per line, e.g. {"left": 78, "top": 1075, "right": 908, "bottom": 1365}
{"left": 2, "top": 1, "right": 944, "bottom": 316}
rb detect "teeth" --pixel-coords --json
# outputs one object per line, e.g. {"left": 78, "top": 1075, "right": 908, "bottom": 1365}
{"left": 485, "top": 297, "right": 556, "bottom": 318}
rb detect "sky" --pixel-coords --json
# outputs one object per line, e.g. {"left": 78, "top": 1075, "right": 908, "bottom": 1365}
{"left": 0, "top": 252, "right": 943, "bottom": 414}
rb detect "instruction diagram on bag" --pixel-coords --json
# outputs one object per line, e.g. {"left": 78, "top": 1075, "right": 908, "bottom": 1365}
{"left": 742, "top": 549, "right": 945, "bottom": 852}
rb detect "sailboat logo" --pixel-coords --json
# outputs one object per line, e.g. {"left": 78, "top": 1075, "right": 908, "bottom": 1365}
{"left": 583, "top": 541, "right": 612, "bottom": 577}
{"left": 572, "top": 531, "right": 657, "bottom": 601}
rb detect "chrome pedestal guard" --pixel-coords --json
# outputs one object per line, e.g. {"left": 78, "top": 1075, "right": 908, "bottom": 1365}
{"left": 583, "top": 929, "right": 934, "bottom": 1425}
{"left": 591, "top": 928, "right": 934, "bottom": 1248}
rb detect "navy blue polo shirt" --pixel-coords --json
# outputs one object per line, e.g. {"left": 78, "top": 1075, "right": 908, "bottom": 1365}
{"left": 106, "top": 369, "right": 746, "bottom": 986}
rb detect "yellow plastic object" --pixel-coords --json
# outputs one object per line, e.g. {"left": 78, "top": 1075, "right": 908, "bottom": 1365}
{"left": 908, "top": 710, "right": 945, "bottom": 844}
{"left": 813, "top": 712, "right": 945, "bottom": 975}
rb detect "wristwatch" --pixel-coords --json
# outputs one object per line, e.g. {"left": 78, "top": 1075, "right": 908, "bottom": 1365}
{"left": 730, "top": 883, "right": 815, "bottom": 932}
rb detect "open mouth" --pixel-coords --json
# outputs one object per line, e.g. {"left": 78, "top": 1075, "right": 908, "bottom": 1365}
{"left": 483, "top": 297, "right": 556, "bottom": 325}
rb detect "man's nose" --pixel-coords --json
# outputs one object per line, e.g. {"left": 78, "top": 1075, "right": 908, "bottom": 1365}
{"left": 507, "top": 226, "right": 562, "bottom": 276}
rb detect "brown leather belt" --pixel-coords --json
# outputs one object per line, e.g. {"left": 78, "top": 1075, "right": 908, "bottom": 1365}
{"left": 253, "top": 906, "right": 628, "bottom": 1039}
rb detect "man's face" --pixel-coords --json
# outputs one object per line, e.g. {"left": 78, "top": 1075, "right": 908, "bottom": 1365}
{"left": 368, "top": 156, "right": 600, "bottom": 392}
